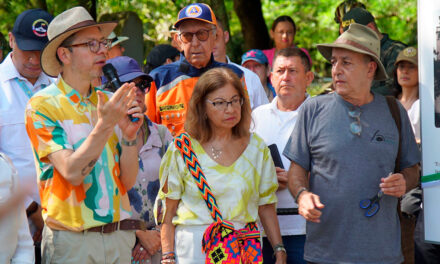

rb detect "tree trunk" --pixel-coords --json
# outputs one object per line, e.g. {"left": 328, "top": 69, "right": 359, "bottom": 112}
{"left": 30, "top": 0, "right": 47, "bottom": 11}
{"left": 204, "top": 0, "right": 230, "bottom": 33}
{"left": 78, "top": 0, "right": 96, "bottom": 19}
{"left": 232, "top": 0, "right": 270, "bottom": 50}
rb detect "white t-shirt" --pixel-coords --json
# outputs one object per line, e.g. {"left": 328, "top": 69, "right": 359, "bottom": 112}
{"left": 0, "top": 53, "right": 53, "bottom": 206}
{"left": 227, "top": 57, "right": 268, "bottom": 109}
{"left": 251, "top": 96, "right": 308, "bottom": 236}
{"left": 0, "top": 153, "right": 34, "bottom": 263}
{"left": 407, "top": 99, "right": 420, "bottom": 142}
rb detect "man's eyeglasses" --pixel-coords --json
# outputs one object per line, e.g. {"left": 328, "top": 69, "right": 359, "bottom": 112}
{"left": 64, "top": 39, "right": 112, "bottom": 53}
{"left": 206, "top": 97, "right": 243, "bottom": 111}
{"left": 179, "top": 29, "right": 212, "bottom": 43}
{"left": 348, "top": 107, "right": 361, "bottom": 136}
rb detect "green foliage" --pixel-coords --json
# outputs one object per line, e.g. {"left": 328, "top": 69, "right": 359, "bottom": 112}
{"left": 0, "top": 0, "right": 417, "bottom": 81}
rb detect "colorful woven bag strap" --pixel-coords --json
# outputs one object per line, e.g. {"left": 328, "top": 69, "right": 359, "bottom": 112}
{"left": 174, "top": 133, "right": 223, "bottom": 223}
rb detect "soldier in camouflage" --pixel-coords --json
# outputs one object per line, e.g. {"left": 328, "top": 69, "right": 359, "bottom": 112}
{"left": 341, "top": 7, "right": 407, "bottom": 96}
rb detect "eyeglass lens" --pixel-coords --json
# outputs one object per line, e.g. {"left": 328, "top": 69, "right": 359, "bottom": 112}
{"left": 180, "top": 29, "right": 210, "bottom": 43}
{"left": 89, "top": 39, "right": 111, "bottom": 53}
{"left": 208, "top": 97, "right": 243, "bottom": 111}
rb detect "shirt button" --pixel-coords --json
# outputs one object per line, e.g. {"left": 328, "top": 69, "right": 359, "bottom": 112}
{"left": 172, "top": 132, "right": 176, "bottom": 136}
{"left": 171, "top": 126, "right": 175, "bottom": 130}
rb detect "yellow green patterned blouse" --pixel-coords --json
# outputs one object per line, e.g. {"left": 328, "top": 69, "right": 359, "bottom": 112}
{"left": 157, "top": 133, "right": 278, "bottom": 225}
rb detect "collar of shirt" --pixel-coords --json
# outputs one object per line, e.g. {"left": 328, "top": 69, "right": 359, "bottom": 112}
{"left": 55, "top": 76, "right": 99, "bottom": 108}
{"left": 139, "top": 117, "right": 164, "bottom": 152}
{"left": 0, "top": 52, "right": 52, "bottom": 89}
{"left": 269, "top": 94, "right": 310, "bottom": 116}
{"left": 178, "top": 53, "right": 231, "bottom": 76}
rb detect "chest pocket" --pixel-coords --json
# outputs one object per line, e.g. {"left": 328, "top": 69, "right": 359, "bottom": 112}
{"left": 0, "top": 111, "right": 29, "bottom": 150}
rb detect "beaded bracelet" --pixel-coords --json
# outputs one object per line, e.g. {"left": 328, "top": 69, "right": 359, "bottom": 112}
{"left": 161, "top": 251, "right": 175, "bottom": 260}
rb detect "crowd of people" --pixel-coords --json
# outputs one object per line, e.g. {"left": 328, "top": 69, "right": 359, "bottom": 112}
{"left": 0, "top": 1, "right": 434, "bottom": 264}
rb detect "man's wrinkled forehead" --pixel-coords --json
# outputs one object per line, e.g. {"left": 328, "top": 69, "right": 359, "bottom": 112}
{"left": 177, "top": 19, "right": 214, "bottom": 31}
{"left": 74, "top": 26, "right": 105, "bottom": 41}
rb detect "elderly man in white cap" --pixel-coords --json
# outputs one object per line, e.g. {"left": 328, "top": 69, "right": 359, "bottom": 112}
{"left": 25, "top": 6, "right": 143, "bottom": 263}
{"left": 284, "top": 23, "right": 420, "bottom": 263}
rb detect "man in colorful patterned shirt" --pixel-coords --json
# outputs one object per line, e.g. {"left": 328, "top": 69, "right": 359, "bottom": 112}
{"left": 24, "top": 7, "right": 143, "bottom": 263}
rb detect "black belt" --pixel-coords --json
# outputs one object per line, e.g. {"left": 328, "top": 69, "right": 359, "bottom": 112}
{"left": 277, "top": 208, "right": 299, "bottom": 215}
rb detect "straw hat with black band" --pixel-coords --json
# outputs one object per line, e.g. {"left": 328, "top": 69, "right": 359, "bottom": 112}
{"left": 41, "top": 6, "right": 117, "bottom": 77}
{"left": 317, "top": 23, "right": 388, "bottom": 81}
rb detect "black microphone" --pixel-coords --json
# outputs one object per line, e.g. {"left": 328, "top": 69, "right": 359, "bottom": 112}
{"left": 102, "top": 63, "right": 139, "bottom": 122}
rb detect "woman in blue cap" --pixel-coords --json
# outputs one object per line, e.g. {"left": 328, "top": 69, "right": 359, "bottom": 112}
{"left": 102, "top": 56, "right": 173, "bottom": 264}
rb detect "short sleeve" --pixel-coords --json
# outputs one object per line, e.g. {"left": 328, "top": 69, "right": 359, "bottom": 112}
{"left": 258, "top": 142, "right": 278, "bottom": 206}
{"left": 25, "top": 100, "right": 72, "bottom": 163}
{"left": 158, "top": 142, "right": 185, "bottom": 201}
{"left": 283, "top": 102, "right": 311, "bottom": 171}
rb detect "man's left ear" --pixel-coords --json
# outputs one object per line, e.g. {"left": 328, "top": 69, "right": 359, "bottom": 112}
{"left": 368, "top": 61, "right": 378, "bottom": 79}
{"left": 306, "top": 71, "right": 315, "bottom": 86}
{"left": 224, "top": 31, "right": 230, "bottom": 44}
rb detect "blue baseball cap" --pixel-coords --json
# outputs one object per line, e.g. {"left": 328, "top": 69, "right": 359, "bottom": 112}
{"left": 241, "top": 49, "right": 268, "bottom": 65}
{"left": 12, "top": 9, "right": 53, "bottom": 51}
{"left": 174, "top": 3, "right": 217, "bottom": 28}
{"left": 101, "top": 56, "right": 153, "bottom": 85}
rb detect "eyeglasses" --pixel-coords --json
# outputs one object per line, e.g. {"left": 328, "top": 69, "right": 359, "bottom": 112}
{"left": 348, "top": 107, "right": 361, "bottom": 136}
{"left": 133, "top": 79, "right": 151, "bottom": 93}
{"left": 179, "top": 29, "right": 212, "bottom": 43}
{"left": 64, "top": 39, "right": 112, "bottom": 53}
{"left": 206, "top": 97, "right": 243, "bottom": 111}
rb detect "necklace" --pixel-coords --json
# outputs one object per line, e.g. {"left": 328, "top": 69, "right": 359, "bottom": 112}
{"left": 211, "top": 145, "right": 223, "bottom": 160}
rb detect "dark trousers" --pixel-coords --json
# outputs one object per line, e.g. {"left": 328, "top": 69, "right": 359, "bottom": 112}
{"left": 263, "top": 235, "right": 306, "bottom": 264}
{"left": 414, "top": 208, "right": 440, "bottom": 264}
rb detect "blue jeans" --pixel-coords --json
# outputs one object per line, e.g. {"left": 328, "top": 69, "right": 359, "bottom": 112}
{"left": 263, "top": 235, "right": 306, "bottom": 264}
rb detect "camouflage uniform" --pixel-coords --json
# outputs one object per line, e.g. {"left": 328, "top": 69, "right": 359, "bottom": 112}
{"left": 371, "top": 33, "right": 407, "bottom": 96}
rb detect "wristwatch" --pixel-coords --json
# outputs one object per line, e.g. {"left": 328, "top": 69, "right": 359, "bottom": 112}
{"left": 121, "top": 137, "right": 137, "bottom": 146}
{"left": 273, "top": 243, "right": 287, "bottom": 256}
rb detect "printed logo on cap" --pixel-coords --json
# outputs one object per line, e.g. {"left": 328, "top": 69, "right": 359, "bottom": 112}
{"left": 32, "top": 19, "right": 49, "bottom": 37}
{"left": 246, "top": 50, "right": 257, "bottom": 58}
{"left": 185, "top": 4, "right": 203, "bottom": 18}
{"left": 403, "top": 47, "right": 417, "bottom": 57}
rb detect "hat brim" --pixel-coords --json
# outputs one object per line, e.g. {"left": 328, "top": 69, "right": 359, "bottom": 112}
{"left": 317, "top": 43, "right": 388, "bottom": 81}
{"left": 119, "top": 71, "right": 153, "bottom": 83}
{"left": 110, "top": 36, "right": 129, "bottom": 48}
{"left": 41, "top": 21, "right": 117, "bottom": 77}
{"left": 241, "top": 58, "right": 266, "bottom": 66}
{"left": 102, "top": 71, "right": 153, "bottom": 85}
{"left": 14, "top": 35, "right": 47, "bottom": 51}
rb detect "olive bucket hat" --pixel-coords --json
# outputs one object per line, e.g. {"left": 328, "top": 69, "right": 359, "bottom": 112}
{"left": 317, "top": 23, "right": 387, "bottom": 80}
